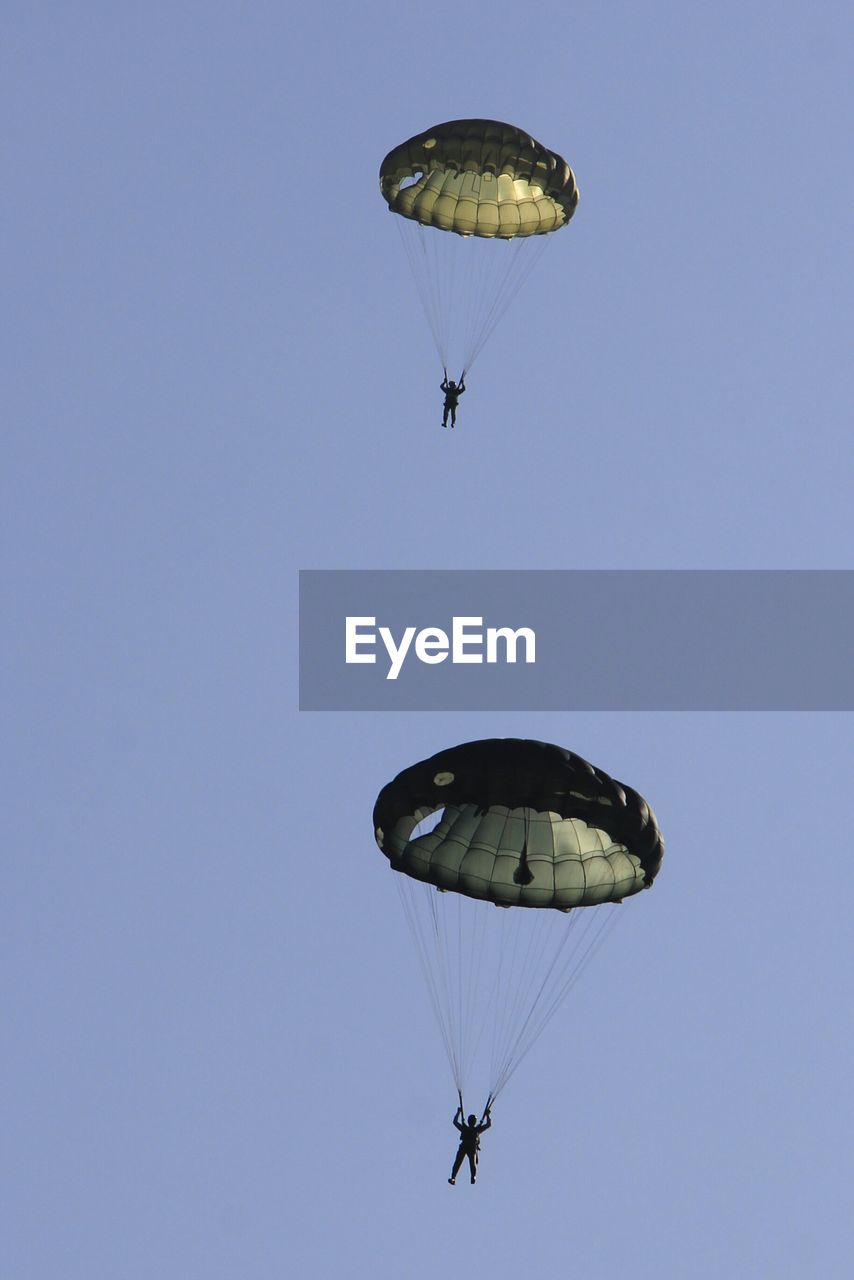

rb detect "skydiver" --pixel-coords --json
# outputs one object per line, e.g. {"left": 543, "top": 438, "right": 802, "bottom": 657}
{"left": 448, "top": 1104, "right": 491, "bottom": 1185}
{"left": 441, "top": 371, "right": 466, "bottom": 428}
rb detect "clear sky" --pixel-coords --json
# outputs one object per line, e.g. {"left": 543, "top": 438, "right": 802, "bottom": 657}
{"left": 4, "top": 2, "right": 853, "bottom": 1277}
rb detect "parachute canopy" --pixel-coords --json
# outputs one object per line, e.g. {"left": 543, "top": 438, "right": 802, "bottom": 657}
{"left": 374, "top": 738, "right": 663, "bottom": 910}
{"left": 379, "top": 119, "right": 579, "bottom": 239}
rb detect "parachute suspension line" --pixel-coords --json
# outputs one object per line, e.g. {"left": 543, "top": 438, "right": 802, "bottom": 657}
{"left": 431, "top": 817, "right": 469, "bottom": 1087}
{"left": 457, "top": 237, "right": 491, "bottom": 378}
{"left": 459, "top": 234, "right": 501, "bottom": 376}
{"left": 459, "top": 880, "right": 484, "bottom": 1085}
{"left": 431, "top": 878, "right": 467, "bottom": 1091}
{"left": 392, "top": 809, "right": 636, "bottom": 1108}
{"left": 500, "top": 907, "right": 623, "bottom": 1096}
{"left": 488, "top": 857, "right": 556, "bottom": 1091}
{"left": 395, "top": 219, "right": 449, "bottom": 372}
{"left": 395, "top": 218, "right": 556, "bottom": 378}
{"left": 451, "top": 890, "right": 466, "bottom": 1084}
{"left": 449, "top": 811, "right": 512, "bottom": 1091}
{"left": 396, "top": 900, "right": 625, "bottom": 1106}
{"left": 487, "top": 810, "right": 540, "bottom": 1087}
{"left": 434, "top": 225, "right": 459, "bottom": 375}
{"left": 462, "top": 234, "right": 553, "bottom": 375}
{"left": 489, "top": 903, "right": 625, "bottom": 1103}
{"left": 393, "top": 811, "right": 629, "bottom": 1106}
{"left": 490, "top": 907, "right": 590, "bottom": 1100}
{"left": 488, "top": 896, "right": 527, "bottom": 1086}
{"left": 454, "top": 877, "right": 498, "bottom": 1091}
{"left": 431, "top": 224, "right": 459, "bottom": 375}
{"left": 395, "top": 872, "right": 463, "bottom": 1090}
{"left": 395, "top": 837, "right": 507, "bottom": 1096}
{"left": 460, "top": 806, "right": 514, "bottom": 1082}
{"left": 530, "top": 903, "right": 624, "bottom": 1049}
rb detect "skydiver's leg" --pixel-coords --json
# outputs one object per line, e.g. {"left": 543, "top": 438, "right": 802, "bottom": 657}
{"left": 467, "top": 1152, "right": 477, "bottom": 1183}
{"left": 443, "top": 406, "right": 449, "bottom": 427}
{"left": 449, "top": 1147, "right": 466, "bottom": 1184}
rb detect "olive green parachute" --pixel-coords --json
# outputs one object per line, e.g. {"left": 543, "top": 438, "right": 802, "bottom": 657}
{"left": 373, "top": 740, "right": 663, "bottom": 1104}
{"left": 379, "top": 119, "right": 579, "bottom": 239}
{"left": 378, "top": 120, "right": 580, "bottom": 377}
{"left": 374, "top": 738, "right": 662, "bottom": 909}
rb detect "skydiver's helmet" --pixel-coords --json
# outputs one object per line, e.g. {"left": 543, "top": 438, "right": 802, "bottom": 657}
{"left": 468, "top": 1115, "right": 478, "bottom": 1126}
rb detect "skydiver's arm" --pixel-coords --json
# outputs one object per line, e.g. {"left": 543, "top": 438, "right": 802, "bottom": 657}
{"left": 453, "top": 1108, "right": 464, "bottom": 1132}
{"left": 479, "top": 1114, "right": 492, "bottom": 1132}
{"left": 459, "top": 380, "right": 466, "bottom": 393}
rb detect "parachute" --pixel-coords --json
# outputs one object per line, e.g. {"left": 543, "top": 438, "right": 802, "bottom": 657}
{"left": 374, "top": 739, "right": 662, "bottom": 1107}
{"left": 379, "top": 120, "right": 579, "bottom": 379}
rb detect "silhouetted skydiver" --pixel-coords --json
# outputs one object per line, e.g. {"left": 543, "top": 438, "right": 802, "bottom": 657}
{"left": 448, "top": 1106, "right": 491, "bottom": 1184}
{"left": 441, "top": 373, "right": 466, "bottom": 428}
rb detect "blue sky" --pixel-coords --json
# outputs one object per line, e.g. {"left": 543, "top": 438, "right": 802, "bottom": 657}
{"left": 4, "top": 3, "right": 853, "bottom": 1277}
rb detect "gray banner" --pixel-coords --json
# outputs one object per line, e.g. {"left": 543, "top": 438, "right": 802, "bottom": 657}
{"left": 298, "top": 570, "right": 854, "bottom": 710}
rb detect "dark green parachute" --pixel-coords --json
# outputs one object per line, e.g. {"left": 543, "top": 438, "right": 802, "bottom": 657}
{"left": 374, "top": 740, "right": 663, "bottom": 1104}
{"left": 379, "top": 119, "right": 579, "bottom": 239}
{"left": 374, "top": 738, "right": 662, "bottom": 910}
